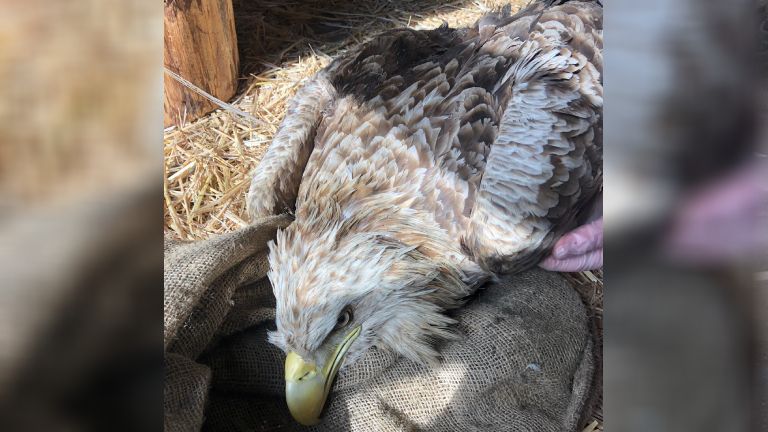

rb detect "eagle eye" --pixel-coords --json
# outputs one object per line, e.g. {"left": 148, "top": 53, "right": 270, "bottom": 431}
{"left": 335, "top": 307, "right": 353, "bottom": 329}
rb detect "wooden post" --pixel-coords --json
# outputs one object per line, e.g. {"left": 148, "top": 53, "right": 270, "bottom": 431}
{"left": 164, "top": 0, "right": 239, "bottom": 127}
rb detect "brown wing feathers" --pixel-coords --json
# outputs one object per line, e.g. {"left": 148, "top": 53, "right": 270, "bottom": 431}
{"left": 248, "top": 1, "right": 603, "bottom": 274}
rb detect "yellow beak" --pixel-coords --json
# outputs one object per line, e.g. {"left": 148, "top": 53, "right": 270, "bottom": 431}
{"left": 284, "top": 326, "right": 361, "bottom": 425}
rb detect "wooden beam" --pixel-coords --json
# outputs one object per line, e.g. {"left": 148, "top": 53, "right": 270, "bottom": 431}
{"left": 164, "top": 0, "right": 239, "bottom": 127}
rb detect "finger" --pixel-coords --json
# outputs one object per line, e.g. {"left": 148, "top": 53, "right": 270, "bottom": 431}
{"left": 539, "top": 249, "right": 603, "bottom": 272}
{"left": 552, "top": 218, "right": 604, "bottom": 259}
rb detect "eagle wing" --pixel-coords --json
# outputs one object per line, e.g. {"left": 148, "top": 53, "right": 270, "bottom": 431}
{"left": 464, "top": 1, "right": 603, "bottom": 273}
{"left": 247, "top": 74, "right": 337, "bottom": 219}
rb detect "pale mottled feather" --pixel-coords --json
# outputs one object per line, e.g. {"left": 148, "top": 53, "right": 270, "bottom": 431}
{"left": 249, "top": 0, "right": 603, "bottom": 367}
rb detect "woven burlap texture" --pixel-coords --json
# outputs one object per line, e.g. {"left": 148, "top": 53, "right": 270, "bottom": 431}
{"left": 164, "top": 215, "right": 595, "bottom": 432}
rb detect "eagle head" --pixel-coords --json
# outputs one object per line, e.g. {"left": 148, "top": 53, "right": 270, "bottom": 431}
{"left": 266, "top": 207, "right": 480, "bottom": 425}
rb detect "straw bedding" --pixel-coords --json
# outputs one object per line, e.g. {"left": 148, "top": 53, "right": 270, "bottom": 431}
{"left": 162, "top": 1, "right": 603, "bottom": 430}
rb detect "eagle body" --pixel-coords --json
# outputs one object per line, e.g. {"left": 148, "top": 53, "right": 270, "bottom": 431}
{"left": 248, "top": 1, "right": 602, "bottom": 423}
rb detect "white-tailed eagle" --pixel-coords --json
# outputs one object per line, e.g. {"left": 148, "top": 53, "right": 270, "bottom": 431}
{"left": 247, "top": 0, "right": 602, "bottom": 424}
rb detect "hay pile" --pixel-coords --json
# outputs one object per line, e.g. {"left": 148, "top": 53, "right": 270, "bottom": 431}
{"left": 162, "top": 1, "right": 603, "bottom": 430}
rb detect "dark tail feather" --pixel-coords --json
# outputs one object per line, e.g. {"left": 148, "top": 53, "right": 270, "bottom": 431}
{"left": 478, "top": 0, "right": 602, "bottom": 30}
{"left": 537, "top": 0, "right": 603, "bottom": 5}
{"left": 476, "top": 4, "right": 514, "bottom": 28}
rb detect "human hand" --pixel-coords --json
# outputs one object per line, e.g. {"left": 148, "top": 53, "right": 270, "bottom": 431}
{"left": 665, "top": 162, "right": 767, "bottom": 264}
{"left": 539, "top": 217, "right": 603, "bottom": 272}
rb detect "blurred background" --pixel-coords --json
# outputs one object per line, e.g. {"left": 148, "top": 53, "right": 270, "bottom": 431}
{"left": 0, "top": 0, "right": 765, "bottom": 431}
{"left": 605, "top": 0, "right": 767, "bottom": 431}
{"left": 0, "top": 0, "right": 162, "bottom": 430}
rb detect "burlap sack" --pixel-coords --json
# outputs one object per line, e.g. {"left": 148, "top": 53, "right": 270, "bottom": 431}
{"left": 164, "top": 216, "right": 596, "bottom": 432}
{"left": 164, "top": 215, "right": 292, "bottom": 432}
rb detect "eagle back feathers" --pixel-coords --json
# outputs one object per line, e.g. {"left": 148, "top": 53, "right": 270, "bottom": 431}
{"left": 251, "top": 0, "right": 603, "bottom": 365}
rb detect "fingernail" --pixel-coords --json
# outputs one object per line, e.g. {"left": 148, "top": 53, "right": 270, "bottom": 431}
{"left": 538, "top": 257, "right": 557, "bottom": 271}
